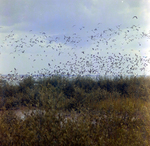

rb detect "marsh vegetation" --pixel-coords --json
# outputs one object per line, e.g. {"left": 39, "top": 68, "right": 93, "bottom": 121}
{"left": 0, "top": 75, "right": 150, "bottom": 145}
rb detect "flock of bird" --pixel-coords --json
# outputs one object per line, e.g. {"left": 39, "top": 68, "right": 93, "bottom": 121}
{"left": 0, "top": 16, "right": 150, "bottom": 81}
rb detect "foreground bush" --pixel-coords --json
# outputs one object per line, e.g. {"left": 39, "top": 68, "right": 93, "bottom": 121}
{"left": 0, "top": 97, "right": 149, "bottom": 145}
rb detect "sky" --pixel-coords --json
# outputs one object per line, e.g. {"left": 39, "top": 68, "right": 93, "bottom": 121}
{"left": 0, "top": 0, "right": 150, "bottom": 76}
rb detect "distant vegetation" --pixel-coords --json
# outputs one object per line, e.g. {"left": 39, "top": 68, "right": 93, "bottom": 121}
{"left": 0, "top": 75, "right": 150, "bottom": 145}
{"left": 0, "top": 75, "right": 150, "bottom": 110}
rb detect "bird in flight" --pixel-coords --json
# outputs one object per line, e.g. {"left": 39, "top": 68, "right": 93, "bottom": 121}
{"left": 132, "top": 16, "right": 138, "bottom": 19}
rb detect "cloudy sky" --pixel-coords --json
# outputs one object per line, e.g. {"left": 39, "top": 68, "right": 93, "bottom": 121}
{"left": 0, "top": 0, "right": 150, "bottom": 76}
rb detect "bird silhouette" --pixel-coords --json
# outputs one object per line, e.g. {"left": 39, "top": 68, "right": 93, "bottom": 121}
{"left": 1, "top": 16, "right": 150, "bottom": 82}
{"left": 132, "top": 16, "right": 138, "bottom": 19}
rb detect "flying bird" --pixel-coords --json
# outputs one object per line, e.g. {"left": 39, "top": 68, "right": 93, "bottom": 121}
{"left": 132, "top": 16, "right": 138, "bottom": 19}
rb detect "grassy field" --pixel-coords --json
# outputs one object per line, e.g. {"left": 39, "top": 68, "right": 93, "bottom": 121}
{"left": 0, "top": 75, "right": 150, "bottom": 145}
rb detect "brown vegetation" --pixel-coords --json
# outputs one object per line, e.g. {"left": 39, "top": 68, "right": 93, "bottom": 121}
{"left": 0, "top": 75, "right": 150, "bottom": 145}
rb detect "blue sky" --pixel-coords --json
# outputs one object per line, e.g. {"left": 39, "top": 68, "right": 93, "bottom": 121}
{"left": 0, "top": 0, "right": 150, "bottom": 76}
